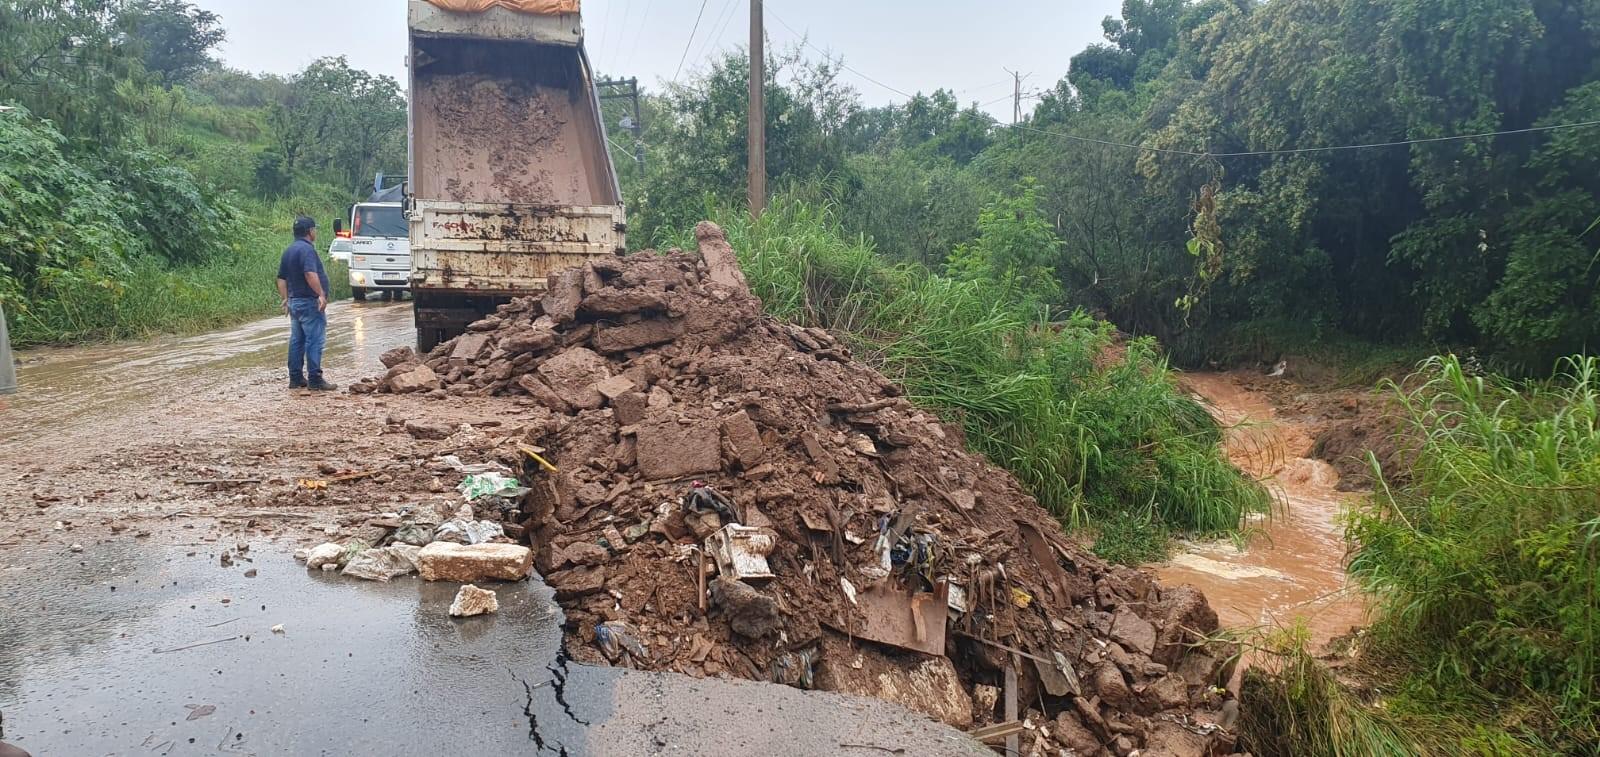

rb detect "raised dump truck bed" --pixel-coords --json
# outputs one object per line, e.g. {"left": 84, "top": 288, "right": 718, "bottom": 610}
{"left": 407, "top": 0, "right": 625, "bottom": 351}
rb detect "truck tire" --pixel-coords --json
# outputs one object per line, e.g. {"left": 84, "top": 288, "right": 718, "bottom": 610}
{"left": 417, "top": 328, "right": 442, "bottom": 354}
{"left": 351, "top": 287, "right": 367, "bottom": 302}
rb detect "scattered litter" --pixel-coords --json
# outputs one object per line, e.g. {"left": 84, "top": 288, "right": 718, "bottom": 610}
{"left": 594, "top": 621, "right": 647, "bottom": 665}
{"left": 270, "top": 624, "right": 285, "bottom": 634}
{"left": 772, "top": 646, "right": 818, "bottom": 690}
{"left": 448, "top": 584, "right": 499, "bottom": 617}
{"left": 68, "top": 543, "right": 83, "bottom": 553}
{"left": 706, "top": 524, "right": 776, "bottom": 581}
{"left": 457, "top": 472, "right": 525, "bottom": 502}
{"left": 184, "top": 704, "right": 216, "bottom": 721}
{"left": 434, "top": 519, "right": 505, "bottom": 545}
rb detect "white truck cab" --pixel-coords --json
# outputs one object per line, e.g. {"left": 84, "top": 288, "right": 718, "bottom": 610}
{"left": 335, "top": 202, "right": 411, "bottom": 301}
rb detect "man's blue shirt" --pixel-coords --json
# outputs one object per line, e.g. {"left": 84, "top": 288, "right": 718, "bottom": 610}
{"left": 277, "top": 238, "right": 328, "bottom": 299}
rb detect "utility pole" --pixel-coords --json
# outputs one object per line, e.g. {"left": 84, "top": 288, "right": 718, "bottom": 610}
{"left": 1005, "top": 68, "right": 1024, "bottom": 126}
{"left": 596, "top": 77, "right": 645, "bottom": 170}
{"left": 748, "top": 0, "right": 766, "bottom": 217}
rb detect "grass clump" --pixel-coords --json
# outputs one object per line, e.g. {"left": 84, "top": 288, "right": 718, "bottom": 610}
{"left": 1239, "top": 628, "right": 1422, "bottom": 757}
{"left": 675, "top": 198, "right": 1269, "bottom": 544}
{"left": 1346, "top": 354, "right": 1600, "bottom": 752}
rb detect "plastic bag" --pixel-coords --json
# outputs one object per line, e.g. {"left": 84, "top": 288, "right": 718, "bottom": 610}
{"left": 424, "top": 0, "right": 579, "bottom": 14}
{"left": 457, "top": 472, "right": 525, "bottom": 501}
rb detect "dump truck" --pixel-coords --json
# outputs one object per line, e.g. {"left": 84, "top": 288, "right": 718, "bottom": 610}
{"left": 406, "top": 0, "right": 625, "bottom": 351}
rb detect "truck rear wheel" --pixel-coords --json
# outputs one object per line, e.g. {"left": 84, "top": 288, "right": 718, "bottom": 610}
{"left": 417, "top": 328, "right": 444, "bottom": 354}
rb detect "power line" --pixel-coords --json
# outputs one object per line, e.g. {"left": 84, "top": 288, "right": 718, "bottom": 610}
{"left": 693, "top": 0, "right": 739, "bottom": 66}
{"left": 604, "top": 0, "right": 634, "bottom": 64}
{"left": 674, "top": 0, "right": 712, "bottom": 81}
{"left": 765, "top": 8, "right": 915, "bottom": 99}
{"left": 621, "top": 0, "right": 654, "bottom": 72}
{"left": 1010, "top": 119, "right": 1600, "bottom": 159}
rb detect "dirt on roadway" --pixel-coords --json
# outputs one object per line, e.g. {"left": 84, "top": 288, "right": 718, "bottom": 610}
{"left": 0, "top": 299, "right": 987, "bottom": 755}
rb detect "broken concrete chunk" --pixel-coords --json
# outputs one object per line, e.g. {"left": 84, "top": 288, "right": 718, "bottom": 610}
{"left": 720, "top": 410, "right": 766, "bottom": 468}
{"left": 548, "top": 565, "right": 607, "bottom": 598}
{"left": 535, "top": 347, "right": 611, "bottom": 410}
{"left": 500, "top": 326, "right": 557, "bottom": 355}
{"left": 389, "top": 364, "right": 442, "bottom": 394}
{"left": 1110, "top": 607, "right": 1158, "bottom": 657}
{"left": 694, "top": 221, "right": 750, "bottom": 295}
{"left": 416, "top": 542, "right": 533, "bottom": 583}
{"left": 404, "top": 420, "right": 455, "bottom": 440}
{"left": 580, "top": 288, "right": 669, "bottom": 317}
{"left": 596, "top": 374, "right": 638, "bottom": 401}
{"left": 516, "top": 374, "right": 573, "bottom": 414}
{"left": 448, "top": 584, "right": 500, "bottom": 617}
{"left": 636, "top": 417, "right": 722, "bottom": 479}
{"left": 304, "top": 543, "right": 342, "bottom": 571}
{"left": 449, "top": 333, "right": 492, "bottom": 365}
{"left": 380, "top": 346, "right": 418, "bottom": 368}
{"left": 342, "top": 545, "right": 421, "bottom": 582}
{"left": 591, "top": 318, "right": 686, "bottom": 354}
{"left": 612, "top": 391, "right": 648, "bottom": 426}
{"left": 542, "top": 268, "right": 585, "bottom": 324}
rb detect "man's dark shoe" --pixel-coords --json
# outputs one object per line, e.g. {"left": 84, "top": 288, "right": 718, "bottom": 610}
{"left": 307, "top": 379, "right": 339, "bottom": 391}
{"left": 290, "top": 380, "right": 308, "bottom": 389}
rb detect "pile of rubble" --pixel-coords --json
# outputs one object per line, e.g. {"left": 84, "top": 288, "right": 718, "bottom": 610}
{"left": 354, "top": 223, "right": 1241, "bottom": 756}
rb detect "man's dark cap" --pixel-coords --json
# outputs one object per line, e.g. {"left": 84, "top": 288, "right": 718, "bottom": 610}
{"left": 293, "top": 216, "right": 317, "bottom": 238}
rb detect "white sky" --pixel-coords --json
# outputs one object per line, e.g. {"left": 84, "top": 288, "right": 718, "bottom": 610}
{"left": 194, "top": 0, "right": 1123, "bottom": 120}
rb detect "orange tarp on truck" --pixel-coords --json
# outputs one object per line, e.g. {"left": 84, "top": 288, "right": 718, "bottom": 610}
{"left": 424, "top": 0, "right": 578, "bottom": 14}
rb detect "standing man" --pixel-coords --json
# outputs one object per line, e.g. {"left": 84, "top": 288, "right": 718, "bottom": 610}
{"left": 276, "top": 216, "right": 337, "bottom": 391}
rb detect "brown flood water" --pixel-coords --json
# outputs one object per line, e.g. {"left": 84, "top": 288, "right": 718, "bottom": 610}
{"left": 0, "top": 300, "right": 416, "bottom": 449}
{"left": 1157, "top": 372, "right": 1367, "bottom": 650}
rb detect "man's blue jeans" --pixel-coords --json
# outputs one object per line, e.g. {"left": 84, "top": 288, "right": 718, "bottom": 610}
{"left": 287, "top": 298, "right": 327, "bottom": 385}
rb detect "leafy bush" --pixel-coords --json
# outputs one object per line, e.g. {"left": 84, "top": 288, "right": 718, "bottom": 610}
{"left": 671, "top": 197, "right": 1269, "bottom": 539}
{"left": 1348, "top": 354, "right": 1600, "bottom": 750}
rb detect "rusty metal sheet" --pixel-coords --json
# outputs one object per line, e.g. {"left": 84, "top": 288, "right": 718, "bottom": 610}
{"left": 412, "top": 201, "right": 623, "bottom": 293}
{"left": 830, "top": 584, "right": 949, "bottom": 657}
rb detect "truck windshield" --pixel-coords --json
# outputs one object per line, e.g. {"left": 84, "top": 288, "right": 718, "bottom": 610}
{"left": 353, "top": 206, "right": 407, "bottom": 238}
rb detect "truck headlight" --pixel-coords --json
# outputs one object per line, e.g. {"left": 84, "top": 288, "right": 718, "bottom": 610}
{"left": 353, "top": 255, "right": 367, "bottom": 264}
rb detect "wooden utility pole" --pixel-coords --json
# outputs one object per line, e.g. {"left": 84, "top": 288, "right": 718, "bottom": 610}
{"left": 1007, "top": 68, "right": 1023, "bottom": 125}
{"left": 747, "top": 0, "right": 766, "bottom": 217}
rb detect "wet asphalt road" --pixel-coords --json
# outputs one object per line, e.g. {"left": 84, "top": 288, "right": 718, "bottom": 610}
{"left": 0, "top": 303, "right": 988, "bottom": 756}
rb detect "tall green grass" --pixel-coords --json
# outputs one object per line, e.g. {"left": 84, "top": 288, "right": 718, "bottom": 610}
{"left": 1239, "top": 628, "right": 1422, "bottom": 757}
{"left": 8, "top": 198, "right": 349, "bottom": 347}
{"left": 674, "top": 198, "right": 1269, "bottom": 541}
{"left": 1346, "top": 354, "right": 1600, "bottom": 752}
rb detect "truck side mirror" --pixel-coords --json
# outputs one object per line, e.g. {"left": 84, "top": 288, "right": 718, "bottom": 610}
{"left": 334, "top": 219, "right": 344, "bottom": 235}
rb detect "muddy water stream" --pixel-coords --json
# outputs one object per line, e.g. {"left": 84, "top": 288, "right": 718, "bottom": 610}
{"left": 1156, "top": 373, "right": 1366, "bottom": 649}
{"left": 1, "top": 300, "right": 415, "bottom": 447}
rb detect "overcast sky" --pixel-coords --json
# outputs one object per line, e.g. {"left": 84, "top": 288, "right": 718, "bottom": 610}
{"left": 194, "top": 0, "right": 1122, "bottom": 120}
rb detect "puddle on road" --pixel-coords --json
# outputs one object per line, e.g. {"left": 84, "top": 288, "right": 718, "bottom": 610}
{"left": 0, "top": 545, "right": 607, "bottom": 755}
{"left": 1156, "top": 373, "right": 1367, "bottom": 649}
{"left": 0, "top": 302, "right": 416, "bottom": 445}
{"left": 0, "top": 546, "right": 986, "bottom": 756}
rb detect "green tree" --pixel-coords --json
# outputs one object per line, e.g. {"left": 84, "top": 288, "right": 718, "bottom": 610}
{"left": 123, "top": 0, "right": 225, "bottom": 87}
{"left": 946, "top": 178, "right": 1062, "bottom": 306}
{"left": 268, "top": 56, "right": 405, "bottom": 191}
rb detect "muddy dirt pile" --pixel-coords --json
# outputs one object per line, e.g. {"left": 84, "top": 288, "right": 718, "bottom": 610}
{"left": 354, "top": 224, "right": 1241, "bottom": 755}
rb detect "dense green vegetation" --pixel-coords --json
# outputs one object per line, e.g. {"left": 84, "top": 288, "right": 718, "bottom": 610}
{"left": 617, "top": 0, "right": 1600, "bottom": 373}
{"left": 0, "top": 0, "right": 393, "bottom": 345}
{"left": 666, "top": 198, "right": 1270, "bottom": 551}
{"left": 1343, "top": 355, "right": 1600, "bottom": 752}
